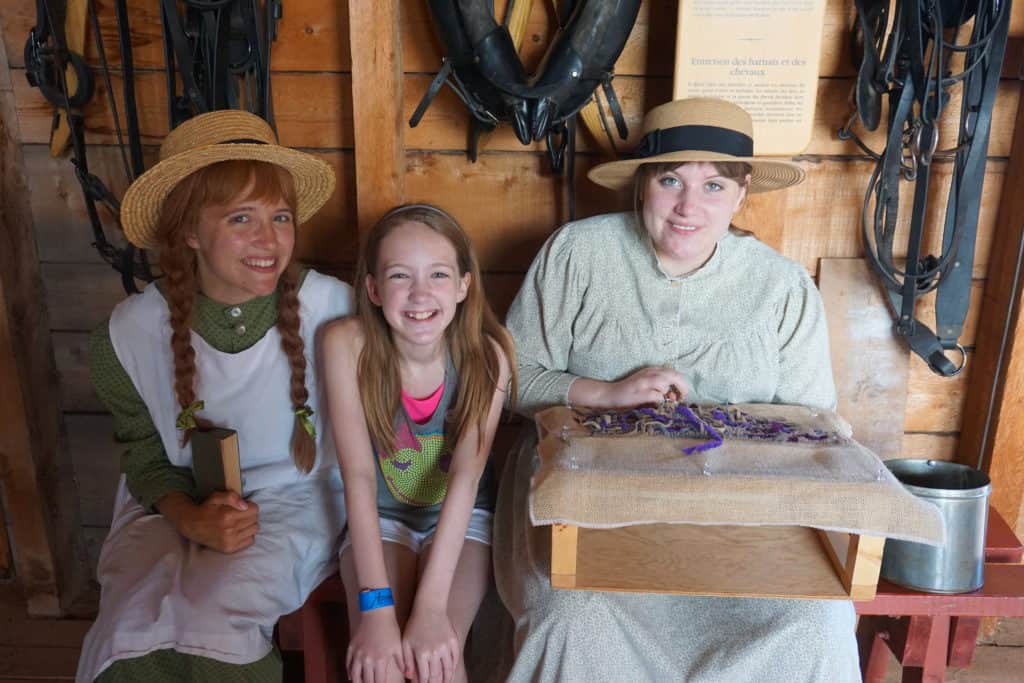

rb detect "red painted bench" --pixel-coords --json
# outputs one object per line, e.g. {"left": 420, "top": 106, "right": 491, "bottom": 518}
{"left": 855, "top": 505, "right": 1024, "bottom": 683}
{"left": 278, "top": 573, "right": 347, "bottom": 682}
{"left": 279, "top": 506, "right": 1024, "bottom": 683}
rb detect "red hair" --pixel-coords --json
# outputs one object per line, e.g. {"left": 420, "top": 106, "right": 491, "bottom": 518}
{"left": 154, "top": 159, "right": 317, "bottom": 472}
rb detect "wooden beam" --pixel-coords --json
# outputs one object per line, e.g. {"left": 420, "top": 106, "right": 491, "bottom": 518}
{"left": 348, "top": 0, "right": 404, "bottom": 232}
{"left": 0, "top": 20, "right": 83, "bottom": 615}
{"left": 958, "top": 66, "right": 1024, "bottom": 537}
{"left": 0, "top": 46, "right": 10, "bottom": 582}
{"left": 0, "top": 483, "right": 9, "bottom": 577}
{"left": 550, "top": 524, "right": 579, "bottom": 589}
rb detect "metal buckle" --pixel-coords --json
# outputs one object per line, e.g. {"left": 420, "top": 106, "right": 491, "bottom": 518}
{"left": 933, "top": 343, "right": 968, "bottom": 377}
{"left": 912, "top": 124, "right": 940, "bottom": 166}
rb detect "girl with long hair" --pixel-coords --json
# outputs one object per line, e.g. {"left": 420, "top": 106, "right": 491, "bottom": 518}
{"left": 323, "top": 204, "right": 515, "bottom": 683}
{"left": 77, "top": 110, "right": 353, "bottom": 682}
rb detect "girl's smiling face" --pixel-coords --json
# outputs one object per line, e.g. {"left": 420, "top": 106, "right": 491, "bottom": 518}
{"left": 187, "top": 186, "right": 295, "bottom": 304}
{"left": 640, "top": 162, "right": 748, "bottom": 277}
{"left": 366, "top": 220, "right": 470, "bottom": 354}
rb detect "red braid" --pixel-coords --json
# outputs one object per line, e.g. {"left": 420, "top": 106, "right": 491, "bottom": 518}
{"left": 277, "top": 265, "right": 315, "bottom": 472}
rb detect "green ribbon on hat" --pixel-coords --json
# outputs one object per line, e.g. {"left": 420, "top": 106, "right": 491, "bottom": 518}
{"left": 295, "top": 405, "right": 317, "bottom": 439}
{"left": 175, "top": 400, "right": 205, "bottom": 431}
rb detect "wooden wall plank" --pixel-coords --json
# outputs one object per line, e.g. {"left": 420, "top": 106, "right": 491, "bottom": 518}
{"left": 0, "top": 486, "right": 9, "bottom": 577}
{"left": 0, "top": 28, "right": 81, "bottom": 614}
{"left": 6, "top": 0, "right": 1020, "bottom": 78}
{"left": 0, "top": 26, "right": 10, "bottom": 582}
{"left": 775, "top": 159, "right": 1006, "bottom": 279}
{"left": 53, "top": 332, "right": 95, "bottom": 412}
{"left": 416, "top": 156, "right": 1013, "bottom": 277}
{"left": 29, "top": 148, "right": 1007, "bottom": 287}
{"left": 24, "top": 145, "right": 358, "bottom": 267}
{"left": 404, "top": 152, "right": 578, "bottom": 272}
{"left": 958, "top": 90, "right": 1024, "bottom": 537}
{"left": 348, "top": 0, "right": 404, "bottom": 229}
{"left": 42, "top": 263, "right": 128, "bottom": 331}
{"left": 821, "top": 258, "right": 910, "bottom": 460}
{"left": 65, "top": 415, "right": 119, "bottom": 528}
{"left": 12, "top": 70, "right": 356, "bottom": 149}
{"left": 24, "top": 143, "right": 136, "bottom": 263}
{"left": 14, "top": 71, "right": 1020, "bottom": 159}
{"left": 404, "top": 76, "right": 1021, "bottom": 159}
{"left": 904, "top": 352, "right": 971, "bottom": 432}
{"left": 9, "top": 0, "right": 1023, "bottom": 81}
{"left": 901, "top": 433, "right": 959, "bottom": 461}
{"left": 2, "top": 0, "right": 345, "bottom": 73}
{"left": 270, "top": 0, "right": 351, "bottom": 72}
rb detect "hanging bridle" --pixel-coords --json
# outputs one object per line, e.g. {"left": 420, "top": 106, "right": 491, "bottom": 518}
{"left": 410, "top": 0, "right": 639, "bottom": 173}
{"left": 24, "top": 0, "right": 282, "bottom": 294}
{"left": 159, "top": 0, "right": 281, "bottom": 128}
{"left": 842, "top": 0, "right": 1012, "bottom": 376}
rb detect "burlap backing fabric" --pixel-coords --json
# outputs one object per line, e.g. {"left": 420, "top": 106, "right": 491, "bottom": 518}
{"left": 530, "top": 404, "right": 944, "bottom": 545}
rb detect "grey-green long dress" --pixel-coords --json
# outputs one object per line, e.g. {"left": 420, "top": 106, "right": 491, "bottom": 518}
{"left": 494, "top": 212, "right": 859, "bottom": 682}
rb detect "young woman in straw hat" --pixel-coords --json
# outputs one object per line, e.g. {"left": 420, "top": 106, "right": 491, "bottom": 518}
{"left": 493, "top": 98, "right": 857, "bottom": 681}
{"left": 76, "top": 110, "right": 353, "bottom": 682}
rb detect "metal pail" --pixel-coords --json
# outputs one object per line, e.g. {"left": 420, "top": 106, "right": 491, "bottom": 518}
{"left": 881, "top": 459, "right": 991, "bottom": 593}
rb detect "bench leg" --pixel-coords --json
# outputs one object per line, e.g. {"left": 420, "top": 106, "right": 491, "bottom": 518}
{"left": 857, "top": 616, "right": 892, "bottom": 683}
{"left": 900, "top": 615, "right": 950, "bottom": 683}
{"left": 302, "top": 601, "right": 331, "bottom": 683}
{"left": 947, "top": 616, "right": 981, "bottom": 668}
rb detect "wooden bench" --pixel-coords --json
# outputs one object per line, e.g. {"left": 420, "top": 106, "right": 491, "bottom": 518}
{"left": 277, "top": 574, "right": 347, "bottom": 683}
{"left": 855, "top": 505, "right": 1024, "bottom": 682}
{"left": 279, "top": 506, "right": 1024, "bottom": 683}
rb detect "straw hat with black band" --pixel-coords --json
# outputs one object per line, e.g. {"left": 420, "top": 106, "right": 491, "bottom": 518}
{"left": 120, "top": 109, "right": 335, "bottom": 249}
{"left": 587, "top": 97, "right": 805, "bottom": 192}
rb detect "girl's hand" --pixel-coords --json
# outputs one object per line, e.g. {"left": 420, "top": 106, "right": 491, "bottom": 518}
{"left": 402, "top": 607, "right": 459, "bottom": 683}
{"left": 604, "top": 366, "right": 688, "bottom": 409}
{"left": 161, "top": 491, "right": 259, "bottom": 553}
{"left": 347, "top": 609, "right": 405, "bottom": 683}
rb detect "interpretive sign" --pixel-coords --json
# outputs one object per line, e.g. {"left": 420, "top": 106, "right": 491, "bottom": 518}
{"left": 673, "top": 0, "right": 828, "bottom": 155}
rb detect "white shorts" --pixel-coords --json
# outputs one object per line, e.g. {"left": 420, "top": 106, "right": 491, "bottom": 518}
{"left": 340, "top": 508, "right": 493, "bottom": 556}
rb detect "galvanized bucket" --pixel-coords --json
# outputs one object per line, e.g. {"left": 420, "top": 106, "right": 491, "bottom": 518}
{"left": 881, "top": 459, "right": 991, "bottom": 594}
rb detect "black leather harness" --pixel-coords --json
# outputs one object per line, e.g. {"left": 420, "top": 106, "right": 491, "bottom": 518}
{"left": 24, "top": 0, "right": 281, "bottom": 294}
{"left": 25, "top": 0, "right": 152, "bottom": 293}
{"left": 410, "top": 0, "right": 640, "bottom": 172}
{"left": 160, "top": 0, "right": 281, "bottom": 128}
{"left": 843, "top": 0, "right": 1012, "bottom": 376}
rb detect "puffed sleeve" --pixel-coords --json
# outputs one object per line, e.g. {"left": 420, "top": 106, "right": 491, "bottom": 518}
{"left": 505, "top": 225, "right": 587, "bottom": 417}
{"left": 90, "top": 323, "right": 197, "bottom": 510}
{"left": 774, "top": 272, "right": 837, "bottom": 412}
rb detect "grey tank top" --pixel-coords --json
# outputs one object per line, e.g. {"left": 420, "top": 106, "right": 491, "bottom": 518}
{"left": 374, "top": 351, "right": 495, "bottom": 532}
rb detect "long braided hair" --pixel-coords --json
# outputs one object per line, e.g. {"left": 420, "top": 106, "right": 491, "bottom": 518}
{"left": 155, "top": 159, "right": 317, "bottom": 472}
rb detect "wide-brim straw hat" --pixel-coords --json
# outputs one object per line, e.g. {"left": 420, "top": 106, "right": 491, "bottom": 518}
{"left": 588, "top": 98, "right": 805, "bottom": 192}
{"left": 120, "top": 110, "right": 335, "bottom": 249}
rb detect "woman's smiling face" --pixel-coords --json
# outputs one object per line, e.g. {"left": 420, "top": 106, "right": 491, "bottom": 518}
{"left": 187, "top": 185, "right": 295, "bottom": 304}
{"left": 640, "top": 162, "right": 749, "bottom": 277}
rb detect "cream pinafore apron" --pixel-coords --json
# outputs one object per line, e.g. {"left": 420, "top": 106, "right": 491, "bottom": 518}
{"left": 76, "top": 272, "right": 351, "bottom": 682}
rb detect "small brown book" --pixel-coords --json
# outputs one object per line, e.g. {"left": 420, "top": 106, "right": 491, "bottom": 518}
{"left": 191, "top": 427, "right": 243, "bottom": 498}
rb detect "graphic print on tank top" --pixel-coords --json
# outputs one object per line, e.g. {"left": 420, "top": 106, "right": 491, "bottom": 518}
{"left": 376, "top": 354, "right": 456, "bottom": 507}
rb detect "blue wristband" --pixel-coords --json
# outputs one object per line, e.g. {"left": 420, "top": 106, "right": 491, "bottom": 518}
{"left": 358, "top": 587, "right": 395, "bottom": 612}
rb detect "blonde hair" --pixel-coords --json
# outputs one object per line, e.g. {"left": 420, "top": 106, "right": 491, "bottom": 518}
{"left": 155, "top": 159, "right": 317, "bottom": 472}
{"left": 354, "top": 204, "right": 516, "bottom": 456}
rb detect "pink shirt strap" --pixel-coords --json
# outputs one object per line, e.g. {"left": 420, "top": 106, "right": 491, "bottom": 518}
{"left": 401, "top": 382, "right": 445, "bottom": 424}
